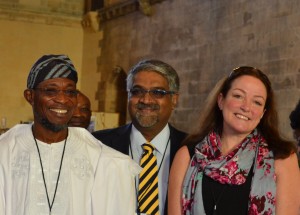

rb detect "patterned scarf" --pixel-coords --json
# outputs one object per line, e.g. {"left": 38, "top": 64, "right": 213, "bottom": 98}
{"left": 182, "top": 129, "right": 276, "bottom": 215}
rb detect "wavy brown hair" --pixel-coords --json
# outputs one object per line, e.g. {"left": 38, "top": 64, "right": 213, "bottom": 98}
{"left": 184, "top": 66, "right": 296, "bottom": 159}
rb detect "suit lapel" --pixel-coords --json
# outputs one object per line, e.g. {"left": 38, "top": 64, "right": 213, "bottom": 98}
{"left": 110, "top": 124, "right": 132, "bottom": 155}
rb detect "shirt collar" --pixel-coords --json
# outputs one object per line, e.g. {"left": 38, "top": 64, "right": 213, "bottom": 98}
{"left": 131, "top": 124, "right": 170, "bottom": 154}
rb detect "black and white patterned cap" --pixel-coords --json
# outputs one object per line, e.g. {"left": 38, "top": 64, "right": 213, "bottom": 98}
{"left": 27, "top": 54, "right": 78, "bottom": 89}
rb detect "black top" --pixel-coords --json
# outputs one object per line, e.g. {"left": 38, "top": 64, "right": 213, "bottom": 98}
{"left": 187, "top": 143, "right": 253, "bottom": 215}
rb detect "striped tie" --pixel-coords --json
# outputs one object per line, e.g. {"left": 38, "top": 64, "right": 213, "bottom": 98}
{"left": 138, "top": 142, "right": 159, "bottom": 215}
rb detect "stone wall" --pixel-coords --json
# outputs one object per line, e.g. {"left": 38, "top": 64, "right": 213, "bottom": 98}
{"left": 97, "top": 0, "right": 300, "bottom": 138}
{"left": 0, "top": 0, "right": 84, "bottom": 16}
{"left": 1, "top": 0, "right": 300, "bottom": 138}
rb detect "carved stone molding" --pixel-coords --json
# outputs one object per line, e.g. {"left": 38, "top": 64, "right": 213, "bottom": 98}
{"left": 81, "top": 11, "right": 100, "bottom": 32}
{"left": 0, "top": 8, "right": 82, "bottom": 27}
{"left": 98, "top": 0, "right": 165, "bottom": 22}
{"left": 138, "top": 0, "right": 152, "bottom": 16}
{"left": 98, "top": 0, "right": 137, "bottom": 22}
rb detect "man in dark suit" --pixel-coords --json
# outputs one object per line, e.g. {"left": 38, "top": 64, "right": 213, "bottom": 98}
{"left": 92, "top": 59, "right": 187, "bottom": 215}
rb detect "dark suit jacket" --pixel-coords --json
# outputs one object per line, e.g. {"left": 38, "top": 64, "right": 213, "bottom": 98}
{"left": 92, "top": 123, "right": 187, "bottom": 215}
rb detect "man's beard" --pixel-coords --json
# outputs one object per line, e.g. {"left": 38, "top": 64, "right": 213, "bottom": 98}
{"left": 40, "top": 117, "right": 67, "bottom": 132}
{"left": 134, "top": 103, "right": 160, "bottom": 128}
{"left": 34, "top": 111, "right": 68, "bottom": 132}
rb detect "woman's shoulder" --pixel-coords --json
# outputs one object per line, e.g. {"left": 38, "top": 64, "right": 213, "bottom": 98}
{"left": 172, "top": 145, "right": 191, "bottom": 173}
{"left": 274, "top": 153, "right": 300, "bottom": 214}
{"left": 275, "top": 153, "right": 299, "bottom": 176}
{"left": 176, "top": 145, "right": 191, "bottom": 159}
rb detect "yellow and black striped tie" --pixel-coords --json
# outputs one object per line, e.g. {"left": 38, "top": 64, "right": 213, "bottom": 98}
{"left": 138, "top": 142, "right": 159, "bottom": 215}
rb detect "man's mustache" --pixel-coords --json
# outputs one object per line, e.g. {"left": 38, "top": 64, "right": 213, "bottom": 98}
{"left": 136, "top": 103, "right": 160, "bottom": 110}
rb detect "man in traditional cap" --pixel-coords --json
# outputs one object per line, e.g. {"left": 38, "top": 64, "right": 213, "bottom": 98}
{"left": 69, "top": 90, "right": 92, "bottom": 130}
{"left": 0, "top": 54, "right": 140, "bottom": 215}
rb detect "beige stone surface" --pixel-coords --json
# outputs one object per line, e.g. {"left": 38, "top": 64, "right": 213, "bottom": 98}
{"left": 96, "top": 0, "right": 300, "bottom": 139}
{"left": 91, "top": 111, "right": 119, "bottom": 131}
{"left": 1, "top": 0, "right": 300, "bottom": 140}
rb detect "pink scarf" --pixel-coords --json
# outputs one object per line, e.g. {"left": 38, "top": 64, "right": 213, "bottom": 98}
{"left": 182, "top": 129, "right": 276, "bottom": 215}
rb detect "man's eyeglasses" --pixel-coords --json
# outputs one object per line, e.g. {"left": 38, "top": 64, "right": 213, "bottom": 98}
{"left": 34, "top": 88, "right": 78, "bottom": 98}
{"left": 129, "top": 88, "right": 176, "bottom": 99}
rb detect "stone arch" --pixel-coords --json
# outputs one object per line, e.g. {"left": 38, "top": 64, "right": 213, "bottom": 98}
{"left": 98, "top": 66, "right": 127, "bottom": 126}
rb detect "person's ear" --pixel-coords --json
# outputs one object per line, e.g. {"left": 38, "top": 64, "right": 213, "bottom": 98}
{"left": 171, "top": 94, "right": 179, "bottom": 109}
{"left": 24, "top": 89, "right": 34, "bottom": 105}
{"left": 217, "top": 93, "right": 224, "bottom": 110}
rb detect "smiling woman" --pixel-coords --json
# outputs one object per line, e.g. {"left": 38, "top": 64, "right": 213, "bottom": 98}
{"left": 168, "top": 66, "right": 300, "bottom": 215}
{"left": 217, "top": 75, "right": 267, "bottom": 154}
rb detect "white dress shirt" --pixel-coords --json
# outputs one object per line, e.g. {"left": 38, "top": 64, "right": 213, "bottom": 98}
{"left": 130, "top": 124, "right": 171, "bottom": 215}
